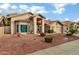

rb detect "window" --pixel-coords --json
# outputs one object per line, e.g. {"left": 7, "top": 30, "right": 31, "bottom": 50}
{"left": 20, "top": 25, "right": 27, "bottom": 32}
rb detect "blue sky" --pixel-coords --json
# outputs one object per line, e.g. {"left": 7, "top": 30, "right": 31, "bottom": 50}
{"left": 0, "top": 3, "right": 79, "bottom": 22}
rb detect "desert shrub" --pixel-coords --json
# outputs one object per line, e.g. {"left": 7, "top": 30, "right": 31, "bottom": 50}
{"left": 66, "top": 28, "right": 78, "bottom": 36}
{"left": 44, "top": 35, "right": 53, "bottom": 43}
{"left": 48, "top": 29, "right": 54, "bottom": 33}
{"left": 40, "top": 33, "right": 46, "bottom": 37}
{"left": 75, "top": 30, "right": 79, "bottom": 34}
{"left": 69, "top": 28, "right": 78, "bottom": 34}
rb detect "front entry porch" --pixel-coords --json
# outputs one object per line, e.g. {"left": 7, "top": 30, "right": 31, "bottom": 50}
{"left": 11, "top": 17, "right": 45, "bottom": 34}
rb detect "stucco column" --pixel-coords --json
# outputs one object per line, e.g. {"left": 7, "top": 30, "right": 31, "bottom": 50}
{"left": 18, "top": 23, "right": 21, "bottom": 33}
{"left": 11, "top": 20, "right": 14, "bottom": 34}
{"left": 42, "top": 19, "right": 44, "bottom": 33}
{"left": 33, "top": 17, "right": 37, "bottom": 34}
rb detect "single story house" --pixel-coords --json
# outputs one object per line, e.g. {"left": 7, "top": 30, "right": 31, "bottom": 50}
{"left": 44, "top": 20, "right": 63, "bottom": 33}
{"left": 49, "top": 21, "right": 63, "bottom": 33}
{"left": 72, "top": 22, "right": 79, "bottom": 31}
{"left": 62, "top": 21, "right": 73, "bottom": 33}
{"left": 6, "top": 12, "right": 45, "bottom": 34}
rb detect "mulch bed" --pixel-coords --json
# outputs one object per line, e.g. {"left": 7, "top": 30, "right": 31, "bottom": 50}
{"left": 0, "top": 34, "right": 78, "bottom": 55}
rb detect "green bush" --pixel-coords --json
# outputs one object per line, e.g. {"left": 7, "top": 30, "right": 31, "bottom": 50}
{"left": 48, "top": 30, "right": 54, "bottom": 33}
{"left": 69, "top": 28, "right": 78, "bottom": 34}
{"left": 40, "top": 33, "right": 46, "bottom": 37}
{"left": 44, "top": 35, "right": 53, "bottom": 43}
{"left": 75, "top": 30, "right": 79, "bottom": 34}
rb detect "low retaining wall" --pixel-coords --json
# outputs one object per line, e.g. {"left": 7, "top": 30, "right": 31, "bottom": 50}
{"left": 4, "top": 26, "right": 11, "bottom": 34}
{"left": 0, "top": 27, "right": 4, "bottom": 35}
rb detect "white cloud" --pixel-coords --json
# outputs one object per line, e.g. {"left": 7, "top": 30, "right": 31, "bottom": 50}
{"left": 64, "top": 18, "right": 69, "bottom": 21}
{"left": 19, "top": 5, "right": 29, "bottom": 10}
{"left": 53, "top": 7, "right": 64, "bottom": 14}
{"left": 0, "top": 3, "right": 11, "bottom": 10}
{"left": 0, "top": 4, "right": 48, "bottom": 14}
{"left": 45, "top": 18, "right": 49, "bottom": 20}
{"left": 30, "top": 6, "right": 48, "bottom": 14}
{"left": 19, "top": 5, "right": 48, "bottom": 14}
{"left": 74, "top": 18, "right": 79, "bottom": 22}
{"left": 19, "top": 5, "right": 31, "bottom": 13}
{"left": 30, "top": 6, "right": 43, "bottom": 12}
{"left": 36, "top": 9, "right": 47, "bottom": 14}
{"left": 52, "top": 3, "right": 67, "bottom": 14}
{"left": 0, "top": 3, "right": 18, "bottom": 11}
{"left": 0, "top": 3, "right": 18, "bottom": 14}
{"left": 11, "top": 5, "right": 17, "bottom": 10}
{"left": 52, "top": 3, "right": 77, "bottom": 14}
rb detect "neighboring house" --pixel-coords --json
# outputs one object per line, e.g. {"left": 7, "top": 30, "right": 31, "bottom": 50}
{"left": 0, "top": 15, "right": 5, "bottom": 35}
{"left": 62, "top": 21, "right": 73, "bottom": 33}
{"left": 6, "top": 12, "right": 45, "bottom": 34}
{"left": 72, "top": 22, "right": 79, "bottom": 31}
{"left": 44, "top": 20, "right": 63, "bottom": 33}
{"left": 44, "top": 20, "right": 51, "bottom": 33}
{"left": 50, "top": 21, "right": 63, "bottom": 33}
{"left": 77, "top": 25, "right": 79, "bottom": 31}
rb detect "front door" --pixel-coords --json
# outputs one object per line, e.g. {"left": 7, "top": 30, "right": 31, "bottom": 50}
{"left": 37, "top": 25, "right": 42, "bottom": 33}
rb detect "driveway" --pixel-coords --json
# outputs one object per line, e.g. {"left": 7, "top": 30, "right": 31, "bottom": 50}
{"left": 30, "top": 40, "right": 79, "bottom": 55}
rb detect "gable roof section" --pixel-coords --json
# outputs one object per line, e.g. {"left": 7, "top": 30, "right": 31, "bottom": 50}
{"left": 6, "top": 12, "right": 46, "bottom": 20}
{"left": 33, "top": 14, "right": 46, "bottom": 19}
{"left": 50, "top": 20, "right": 63, "bottom": 26}
{"left": 62, "top": 21, "right": 73, "bottom": 26}
{"left": 7, "top": 12, "right": 33, "bottom": 18}
{"left": 44, "top": 20, "right": 63, "bottom": 26}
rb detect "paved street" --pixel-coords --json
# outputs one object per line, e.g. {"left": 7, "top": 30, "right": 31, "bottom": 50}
{"left": 30, "top": 40, "right": 79, "bottom": 55}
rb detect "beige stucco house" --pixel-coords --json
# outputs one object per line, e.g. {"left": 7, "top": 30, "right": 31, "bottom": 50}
{"left": 44, "top": 20, "right": 51, "bottom": 33}
{"left": 62, "top": 21, "right": 73, "bottom": 33}
{"left": 0, "top": 12, "right": 77, "bottom": 35}
{"left": 6, "top": 12, "right": 45, "bottom": 34}
{"left": 72, "top": 22, "right": 79, "bottom": 31}
{"left": 49, "top": 21, "right": 63, "bottom": 33}
{"left": 44, "top": 20, "right": 63, "bottom": 33}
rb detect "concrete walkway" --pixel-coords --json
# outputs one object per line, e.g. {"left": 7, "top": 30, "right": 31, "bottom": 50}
{"left": 30, "top": 40, "right": 79, "bottom": 55}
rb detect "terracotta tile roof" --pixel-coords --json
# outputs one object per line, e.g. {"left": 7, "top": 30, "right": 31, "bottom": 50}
{"left": 62, "top": 21, "right": 73, "bottom": 26}
{"left": 44, "top": 20, "right": 63, "bottom": 25}
{"left": 44, "top": 20, "right": 51, "bottom": 25}
{"left": 50, "top": 20, "right": 63, "bottom": 25}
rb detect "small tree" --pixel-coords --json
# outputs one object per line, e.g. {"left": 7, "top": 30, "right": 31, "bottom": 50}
{"left": 69, "top": 28, "right": 78, "bottom": 34}
{"left": 68, "top": 24, "right": 78, "bottom": 34}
